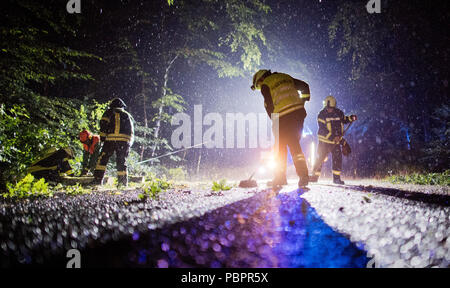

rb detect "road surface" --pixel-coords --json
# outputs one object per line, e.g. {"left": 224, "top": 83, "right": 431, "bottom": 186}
{"left": 0, "top": 180, "right": 448, "bottom": 267}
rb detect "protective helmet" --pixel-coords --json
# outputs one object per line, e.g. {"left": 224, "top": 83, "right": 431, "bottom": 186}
{"left": 110, "top": 98, "right": 127, "bottom": 108}
{"left": 79, "top": 129, "right": 92, "bottom": 143}
{"left": 323, "top": 95, "right": 337, "bottom": 108}
{"left": 251, "top": 69, "right": 270, "bottom": 91}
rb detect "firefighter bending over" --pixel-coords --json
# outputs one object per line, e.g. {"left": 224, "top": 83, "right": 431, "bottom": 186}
{"left": 79, "top": 129, "right": 101, "bottom": 176}
{"left": 310, "top": 96, "right": 357, "bottom": 185}
{"left": 28, "top": 148, "right": 74, "bottom": 182}
{"left": 93, "top": 98, "right": 134, "bottom": 187}
{"left": 251, "top": 69, "right": 311, "bottom": 188}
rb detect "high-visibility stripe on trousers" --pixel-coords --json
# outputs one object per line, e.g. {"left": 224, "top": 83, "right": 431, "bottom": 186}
{"left": 312, "top": 141, "right": 342, "bottom": 179}
{"left": 94, "top": 141, "right": 130, "bottom": 186}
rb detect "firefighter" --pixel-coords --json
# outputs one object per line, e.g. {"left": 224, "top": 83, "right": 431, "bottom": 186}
{"left": 79, "top": 129, "right": 101, "bottom": 176}
{"left": 310, "top": 95, "right": 357, "bottom": 184}
{"left": 251, "top": 69, "right": 311, "bottom": 188}
{"left": 93, "top": 98, "right": 134, "bottom": 187}
{"left": 28, "top": 148, "right": 74, "bottom": 181}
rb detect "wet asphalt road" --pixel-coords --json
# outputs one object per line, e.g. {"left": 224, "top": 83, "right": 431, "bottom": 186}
{"left": 1, "top": 181, "right": 447, "bottom": 268}
{"left": 81, "top": 189, "right": 368, "bottom": 268}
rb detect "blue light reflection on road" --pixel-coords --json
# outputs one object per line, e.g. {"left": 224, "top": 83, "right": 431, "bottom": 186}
{"left": 270, "top": 190, "right": 368, "bottom": 268}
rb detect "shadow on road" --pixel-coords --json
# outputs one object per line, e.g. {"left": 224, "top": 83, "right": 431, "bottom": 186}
{"left": 78, "top": 189, "right": 368, "bottom": 268}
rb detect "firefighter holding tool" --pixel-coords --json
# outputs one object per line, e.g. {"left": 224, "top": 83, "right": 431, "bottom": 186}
{"left": 79, "top": 129, "right": 101, "bottom": 176}
{"left": 309, "top": 95, "right": 357, "bottom": 185}
{"left": 251, "top": 69, "right": 311, "bottom": 188}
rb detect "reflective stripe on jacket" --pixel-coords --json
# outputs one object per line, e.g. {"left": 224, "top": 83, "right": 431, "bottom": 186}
{"left": 317, "top": 108, "right": 355, "bottom": 143}
{"left": 100, "top": 108, "right": 134, "bottom": 143}
{"left": 262, "top": 73, "right": 305, "bottom": 117}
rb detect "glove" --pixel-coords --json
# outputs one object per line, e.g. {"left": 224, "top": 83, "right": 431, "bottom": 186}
{"left": 341, "top": 139, "right": 352, "bottom": 156}
{"left": 350, "top": 115, "right": 357, "bottom": 121}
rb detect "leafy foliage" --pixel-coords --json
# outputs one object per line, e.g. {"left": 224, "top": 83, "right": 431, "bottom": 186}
{"left": 3, "top": 174, "right": 52, "bottom": 199}
{"left": 328, "top": 2, "right": 379, "bottom": 80}
{"left": 1, "top": 0, "right": 99, "bottom": 101}
{"left": 138, "top": 177, "right": 172, "bottom": 200}
{"left": 211, "top": 179, "right": 232, "bottom": 192}
{"left": 0, "top": 99, "right": 107, "bottom": 182}
{"left": 0, "top": 1, "right": 104, "bottom": 183}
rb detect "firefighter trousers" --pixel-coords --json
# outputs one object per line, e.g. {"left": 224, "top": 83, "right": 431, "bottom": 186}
{"left": 312, "top": 141, "right": 342, "bottom": 178}
{"left": 94, "top": 141, "right": 130, "bottom": 185}
{"left": 274, "top": 109, "right": 309, "bottom": 181}
{"left": 81, "top": 144, "right": 101, "bottom": 175}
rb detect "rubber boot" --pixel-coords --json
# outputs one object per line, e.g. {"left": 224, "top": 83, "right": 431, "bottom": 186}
{"left": 309, "top": 174, "right": 319, "bottom": 183}
{"left": 298, "top": 175, "right": 309, "bottom": 188}
{"left": 333, "top": 175, "right": 345, "bottom": 185}
{"left": 91, "top": 177, "right": 104, "bottom": 186}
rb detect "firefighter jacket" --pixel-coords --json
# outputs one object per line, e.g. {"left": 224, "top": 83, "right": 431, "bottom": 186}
{"left": 317, "top": 107, "right": 355, "bottom": 144}
{"left": 99, "top": 108, "right": 134, "bottom": 144}
{"left": 261, "top": 73, "right": 310, "bottom": 118}
{"left": 28, "top": 148, "right": 74, "bottom": 177}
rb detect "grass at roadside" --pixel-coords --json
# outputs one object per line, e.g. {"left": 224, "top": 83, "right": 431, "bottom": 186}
{"left": 137, "top": 176, "right": 173, "bottom": 201}
{"left": 387, "top": 170, "right": 449, "bottom": 186}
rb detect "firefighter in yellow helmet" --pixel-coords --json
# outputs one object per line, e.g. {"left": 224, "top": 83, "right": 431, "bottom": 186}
{"left": 310, "top": 95, "right": 357, "bottom": 184}
{"left": 252, "top": 69, "right": 311, "bottom": 188}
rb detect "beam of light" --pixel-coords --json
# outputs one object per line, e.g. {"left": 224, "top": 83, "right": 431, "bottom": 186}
{"left": 310, "top": 142, "right": 315, "bottom": 168}
{"left": 302, "top": 126, "right": 313, "bottom": 138}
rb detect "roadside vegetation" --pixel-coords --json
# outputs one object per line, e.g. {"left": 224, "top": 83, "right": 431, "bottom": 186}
{"left": 388, "top": 170, "right": 450, "bottom": 186}
{"left": 3, "top": 174, "right": 52, "bottom": 199}
{"left": 1, "top": 164, "right": 186, "bottom": 200}
{"left": 138, "top": 176, "right": 173, "bottom": 201}
{"left": 55, "top": 183, "right": 91, "bottom": 196}
{"left": 211, "top": 179, "right": 232, "bottom": 192}
{"left": 2, "top": 174, "right": 92, "bottom": 199}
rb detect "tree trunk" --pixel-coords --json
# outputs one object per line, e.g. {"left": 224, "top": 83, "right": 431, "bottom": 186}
{"left": 151, "top": 54, "right": 179, "bottom": 157}
{"left": 140, "top": 77, "right": 148, "bottom": 161}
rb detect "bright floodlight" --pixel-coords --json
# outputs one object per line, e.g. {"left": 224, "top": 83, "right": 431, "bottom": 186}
{"left": 267, "top": 160, "right": 277, "bottom": 170}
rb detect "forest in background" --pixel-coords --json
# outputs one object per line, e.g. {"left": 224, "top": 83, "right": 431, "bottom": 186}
{"left": 1, "top": 0, "right": 448, "bottom": 186}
